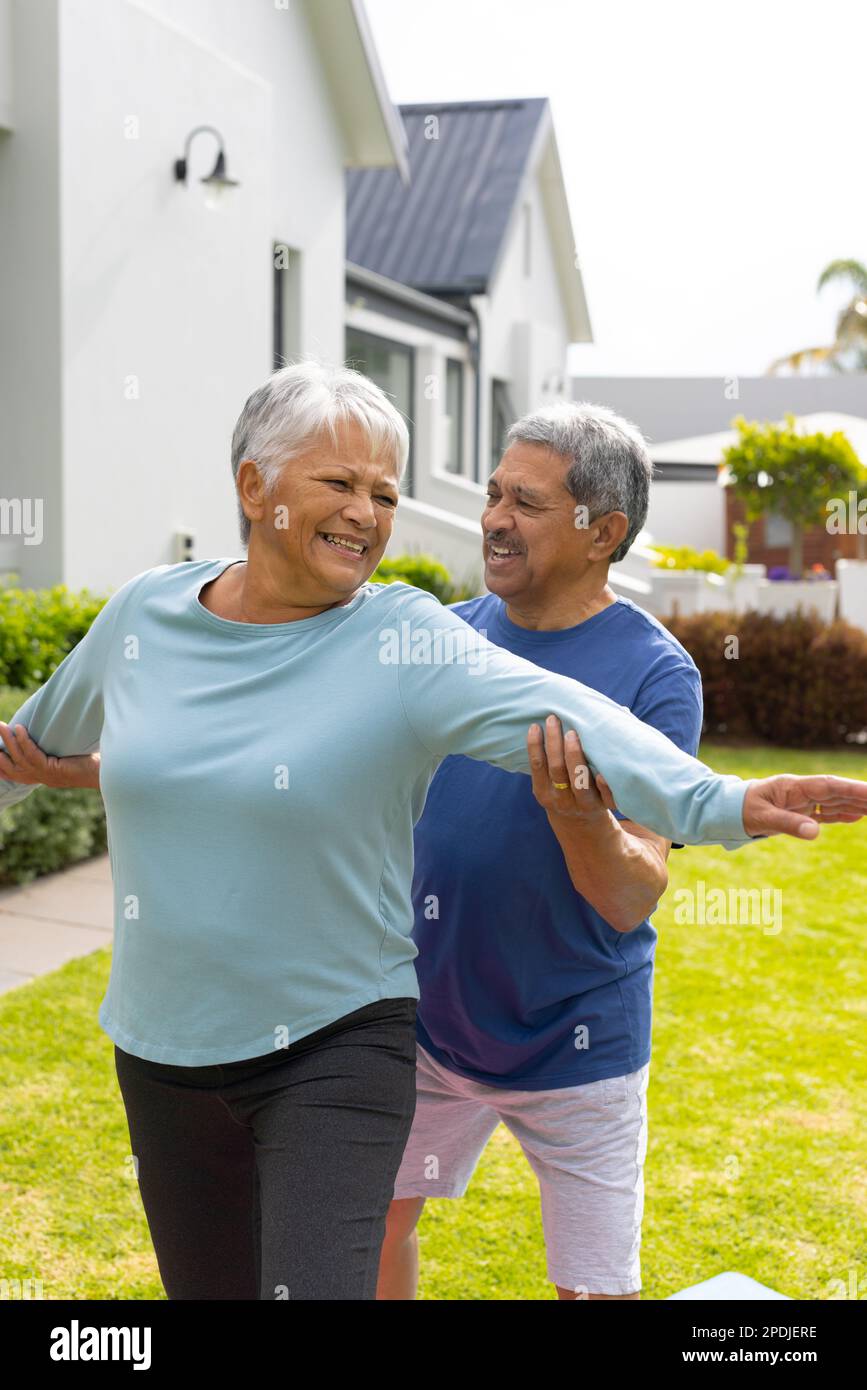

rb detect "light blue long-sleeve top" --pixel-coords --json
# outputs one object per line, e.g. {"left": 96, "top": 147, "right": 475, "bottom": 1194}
{"left": 0, "top": 558, "right": 756, "bottom": 1064}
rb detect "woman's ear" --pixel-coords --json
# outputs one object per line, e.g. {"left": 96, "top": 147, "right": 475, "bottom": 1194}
{"left": 236, "top": 458, "right": 267, "bottom": 529}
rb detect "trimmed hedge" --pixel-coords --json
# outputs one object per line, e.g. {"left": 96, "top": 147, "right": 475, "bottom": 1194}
{"left": 0, "top": 685, "right": 107, "bottom": 887}
{"left": 0, "top": 578, "right": 113, "bottom": 884}
{"left": 0, "top": 581, "right": 107, "bottom": 689}
{"left": 665, "top": 610, "right": 867, "bottom": 748}
{"left": 371, "top": 553, "right": 478, "bottom": 604}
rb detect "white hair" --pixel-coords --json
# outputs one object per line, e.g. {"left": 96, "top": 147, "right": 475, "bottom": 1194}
{"left": 505, "top": 401, "right": 654, "bottom": 563}
{"left": 230, "top": 358, "right": 410, "bottom": 546}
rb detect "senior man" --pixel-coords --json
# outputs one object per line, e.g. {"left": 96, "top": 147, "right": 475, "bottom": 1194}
{"left": 378, "top": 401, "right": 720, "bottom": 1300}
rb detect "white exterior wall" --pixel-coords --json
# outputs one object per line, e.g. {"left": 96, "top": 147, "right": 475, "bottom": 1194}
{"left": 3, "top": 0, "right": 350, "bottom": 591}
{"left": 0, "top": 0, "right": 63, "bottom": 587}
{"left": 59, "top": 0, "right": 348, "bottom": 590}
{"left": 0, "top": 0, "right": 13, "bottom": 129}
{"left": 480, "top": 161, "right": 571, "bottom": 472}
{"left": 644, "top": 480, "right": 725, "bottom": 554}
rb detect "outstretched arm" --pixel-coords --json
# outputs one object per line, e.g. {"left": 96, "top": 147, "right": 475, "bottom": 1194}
{"left": 0, "top": 567, "right": 153, "bottom": 811}
{"left": 392, "top": 589, "right": 867, "bottom": 850}
{"left": 0, "top": 725, "right": 101, "bottom": 790}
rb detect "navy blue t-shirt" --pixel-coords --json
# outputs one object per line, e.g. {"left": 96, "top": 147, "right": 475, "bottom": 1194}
{"left": 410, "top": 592, "right": 704, "bottom": 1090}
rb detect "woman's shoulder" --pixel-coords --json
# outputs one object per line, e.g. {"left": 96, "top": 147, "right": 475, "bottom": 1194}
{"left": 98, "top": 561, "right": 175, "bottom": 609}
{"left": 364, "top": 579, "right": 466, "bottom": 626}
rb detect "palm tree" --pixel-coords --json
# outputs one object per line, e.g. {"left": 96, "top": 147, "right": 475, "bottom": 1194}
{"left": 768, "top": 259, "right": 867, "bottom": 374}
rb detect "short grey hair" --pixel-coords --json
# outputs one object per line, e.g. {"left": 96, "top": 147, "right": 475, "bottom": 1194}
{"left": 505, "top": 401, "right": 654, "bottom": 564}
{"left": 230, "top": 359, "right": 410, "bottom": 546}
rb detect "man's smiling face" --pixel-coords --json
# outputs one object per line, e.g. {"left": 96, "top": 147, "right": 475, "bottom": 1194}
{"left": 481, "top": 442, "right": 591, "bottom": 603}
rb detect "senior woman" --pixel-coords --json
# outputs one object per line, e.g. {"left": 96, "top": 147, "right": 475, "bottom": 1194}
{"left": 2, "top": 361, "right": 866, "bottom": 1302}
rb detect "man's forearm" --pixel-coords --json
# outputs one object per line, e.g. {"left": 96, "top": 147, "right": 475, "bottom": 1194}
{"left": 546, "top": 808, "right": 668, "bottom": 932}
{"left": 40, "top": 750, "right": 101, "bottom": 790}
{"left": 69, "top": 752, "right": 101, "bottom": 790}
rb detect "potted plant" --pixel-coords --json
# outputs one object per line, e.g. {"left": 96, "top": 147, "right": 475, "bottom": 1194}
{"left": 646, "top": 538, "right": 770, "bottom": 616}
{"left": 722, "top": 414, "right": 863, "bottom": 621}
{"left": 829, "top": 487, "right": 867, "bottom": 630}
{"left": 647, "top": 544, "right": 733, "bottom": 616}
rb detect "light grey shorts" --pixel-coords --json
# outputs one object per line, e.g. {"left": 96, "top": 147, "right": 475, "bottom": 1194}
{"left": 392, "top": 1042, "right": 650, "bottom": 1295}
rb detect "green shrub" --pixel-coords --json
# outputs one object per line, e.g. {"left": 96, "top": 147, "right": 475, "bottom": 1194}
{"left": 0, "top": 685, "right": 107, "bottom": 886}
{"left": 0, "top": 582, "right": 108, "bottom": 689}
{"left": 0, "top": 575, "right": 113, "bottom": 884}
{"left": 371, "top": 553, "right": 479, "bottom": 604}
{"left": 650, "top": 544, "right": 731, "bottom": 575}
{"left": 666, "top": 610, "right": 867, "bottom": 747}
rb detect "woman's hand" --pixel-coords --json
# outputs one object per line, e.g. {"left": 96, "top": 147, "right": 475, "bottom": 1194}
{"left": 742, "top": 774, "right": 867, "bottom": 839}
{"left": 0, "top": 722, "right": 101, "bottom": 790}
{"left": 527, "top": 715, "right": 616, "bottom": 822}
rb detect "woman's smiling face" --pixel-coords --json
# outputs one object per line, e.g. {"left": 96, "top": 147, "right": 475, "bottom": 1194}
{"left": 240, "top": 417, "right": 401, "bottom": 604}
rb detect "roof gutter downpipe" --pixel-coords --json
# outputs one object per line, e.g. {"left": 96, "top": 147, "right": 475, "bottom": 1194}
{"left": 467, "top": 302, "right": 482, "bottom": 484}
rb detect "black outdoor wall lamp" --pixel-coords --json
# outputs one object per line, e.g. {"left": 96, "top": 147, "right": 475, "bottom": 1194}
{"left": 173, "top": 126, "right": 240, "bottom": 194}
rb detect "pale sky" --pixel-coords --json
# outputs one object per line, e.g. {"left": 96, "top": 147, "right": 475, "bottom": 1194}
{"left": 365, "top": 0, "right": 867, "bottom": 377}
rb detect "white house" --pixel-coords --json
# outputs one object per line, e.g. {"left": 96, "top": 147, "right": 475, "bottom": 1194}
{"left": 0, "top": 0, "right": 407, "bottom": 590}
{"left": 645, "top": 432, "right": 729, "bottom": 555}
{"left": 344, "top": 98, "right": 592, "bottom": 593}
{"left": 0, "top": 5, "right": 593, "bottom": 604}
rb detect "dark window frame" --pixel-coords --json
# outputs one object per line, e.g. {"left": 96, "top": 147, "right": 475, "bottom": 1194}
{"left": 272, "top": 250, "right": 283, "bottom": 372}
{"left": 491, "top": 377, "right": 516, "bottom": 473}
{"left": 273, "top": 242, "right": 301, "bottom": 372}
{"left": 344, "top": 325, "right": 416, "bottom": 498}
{"left": 444, "top": 357, "right": 465, "bottom": 475}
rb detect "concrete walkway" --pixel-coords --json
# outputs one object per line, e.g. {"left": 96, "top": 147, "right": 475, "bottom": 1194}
{"left": 0, "top": 853, "right": 113, "bottom": 995}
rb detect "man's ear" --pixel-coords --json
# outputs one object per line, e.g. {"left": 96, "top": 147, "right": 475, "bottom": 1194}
{"left": 589, "top": 510, "right": 629, "bottom": 561}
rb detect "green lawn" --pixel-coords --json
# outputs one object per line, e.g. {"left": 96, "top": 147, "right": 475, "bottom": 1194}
{"left": 1, "top": 742, "right": 865, "bottom": 1300}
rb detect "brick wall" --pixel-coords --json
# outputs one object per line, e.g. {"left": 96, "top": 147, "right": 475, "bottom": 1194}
{"left": 724, "top": 492, "right": 860, "bottom": 571}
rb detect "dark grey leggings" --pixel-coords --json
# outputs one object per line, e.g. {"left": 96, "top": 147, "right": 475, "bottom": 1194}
{"left": 113, "top": 996, "right": 418, "bottom": 1300}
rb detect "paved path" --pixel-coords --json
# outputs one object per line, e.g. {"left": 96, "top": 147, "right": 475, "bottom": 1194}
{"left": 0, "top": 853, "right": 113, "bottom": 995}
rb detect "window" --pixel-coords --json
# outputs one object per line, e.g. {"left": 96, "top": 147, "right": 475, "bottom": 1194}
{"left": 345, "top": 327, "right": 414, "bottom": 496}
{"left": 765, "top": 511, "right": 793, "bottom": 547}
{"left": 444, "top": 359, "right": 464, "bottom": 474}
{"left": 522, "top": 202, "right": 532, "bottom": 277}
{"left": 273, "top": 243, "right": 301, "bottom": 370}
{"left": 491, "top": 378, "right": 516, "bottom": 473}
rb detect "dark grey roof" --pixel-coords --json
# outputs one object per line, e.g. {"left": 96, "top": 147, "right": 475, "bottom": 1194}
{"left": 346, "top": 98, "right": 549, "bottom": 297}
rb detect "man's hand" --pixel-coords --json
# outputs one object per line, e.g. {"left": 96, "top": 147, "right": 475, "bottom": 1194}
{"left": 743, "top": 774, "right": 867, "bottom": 840}
{"left": 528, "top": 715, "right": 617, "bottom": 822}
{"left": 527, "top": 716, "right": 670, "bottom": 930}
{"left": 0, "top": 722, "right": 101, "bottom": 790}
